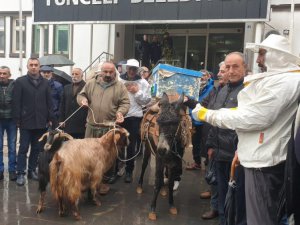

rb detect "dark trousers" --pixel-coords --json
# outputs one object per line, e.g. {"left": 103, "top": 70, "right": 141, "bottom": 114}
{"left": 17, "top": 129, "right": 46, "bottom": 174}
{"left": 216, "top": 161, "right": 246, "bottom": 225}
{"left": 121, "top": 117, "right": 142, "bottom": 174}
{"left": 0, "top": 119, "right": 17, "bottom": 172}
{"left": 244, "top": 163, "right": 285, "bottom": 225}
{"left": 191, "top": 125, "right": 202, "bottom": 164}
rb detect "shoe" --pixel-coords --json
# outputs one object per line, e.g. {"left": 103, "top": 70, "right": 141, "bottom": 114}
{"left": 200, "top": 191, "right": 211, "bottom": 199}
{"left": 98, "top": 183, "right": 110, "bottom": 195}
{"left": 27, "top": 171, "right": 38, "bottom": 181}
{"left": 124, "top": 172, "right": 132, "bottom": 183}
{"left": 186, "top": 162, "right": 201, "bottom": 170}
{"left": 107, "top": 175, "right": 117, "bottom": 184}
{"left": 0, "top": 172, "right": 3, "bottom": 180}
{"left": 9, "top": 172, "right": 17, "bottom": 181}
{"left": 16, "top": 174, "right": 25, "bottom": 186}
{"left": 173, "top": 181, "right": 180, "bottom": 191}
{"left": 201, "top": 210, "right": 219, "bottom": 220}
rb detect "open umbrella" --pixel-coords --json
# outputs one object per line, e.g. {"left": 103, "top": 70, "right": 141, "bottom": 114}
{"left": 224, "top": 154, "right": 239, "bottom": 225}
{"left": 52, "top": 68, "right": 72, "bottom": 86}
{"left": 39, "top": 55, "right": 74, "bottom": 67}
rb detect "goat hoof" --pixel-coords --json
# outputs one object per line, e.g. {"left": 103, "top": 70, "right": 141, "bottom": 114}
{"left": 73, "top": 212, "right": 82, "bottom": 220}
{"left": 169, "top": 207, "right": 178, "bottom": 215}
{"left": 160, "top": 188, "right": 167, "bottom": 197}
{"left": 36, "top": 205, "right": 44, "bottom": 214}
{"left": 93, "top": 199, "right": 101, "bottom": 206}
{"left": 136, "top": 186, "right": 143, "bottom": 194}
{"left": 148, "top": 212, "right": 157, "bottom": 221}
{"left": 59, "top": 210, "right": 66, "bottom": 217}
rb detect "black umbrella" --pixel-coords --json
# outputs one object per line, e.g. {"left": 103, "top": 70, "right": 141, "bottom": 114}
{"left": 52, "top": 68, "right": 72, "bottom": 86}
{"left": 39, "top": 55, "right": 75, "bottom": 67}
{"left": 224, "top": 155, "right": 239, "bottom": 225}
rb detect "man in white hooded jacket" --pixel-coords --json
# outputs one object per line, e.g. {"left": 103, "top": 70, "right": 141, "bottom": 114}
{"left": 191, "top": 34, "right": 300, "bottom": 225}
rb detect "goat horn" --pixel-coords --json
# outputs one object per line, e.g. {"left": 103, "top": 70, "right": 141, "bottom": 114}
{"left": 60, "top": 133, "right": 74, "bottom": 140}
{"left": 38, "top": 132, "right": 49, "bottom": 142}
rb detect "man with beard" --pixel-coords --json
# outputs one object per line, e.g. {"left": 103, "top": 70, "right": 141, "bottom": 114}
{"left": 77, "top": 61, "right": 130, "bottom": 193}
{"left": 59, "top": 68, "right": 88, "bottom": 139}
{"left": 0, "top": 66, "right": 17, "bottom": 181}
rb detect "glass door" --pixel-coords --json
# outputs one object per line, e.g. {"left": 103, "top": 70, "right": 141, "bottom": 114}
{"left": 186, "top": 36, "right": 206, "bottom": 71}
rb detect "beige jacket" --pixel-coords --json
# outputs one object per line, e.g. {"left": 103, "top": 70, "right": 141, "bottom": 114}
{"left": 77, "top": 76, "right": 130, "bottom": 126}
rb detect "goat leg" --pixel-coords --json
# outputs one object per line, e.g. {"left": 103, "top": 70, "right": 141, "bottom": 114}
{"left": 72, "top": 198, "right": 82, "bottom": 220}
{"left": 36, "top": 191, "right": 46, "bottom": 214}
{"left": 58, "top": 197, "right": 66, "bottom": 217}
{"left": 91, "top": 188, "right": 101, "bottom": 206}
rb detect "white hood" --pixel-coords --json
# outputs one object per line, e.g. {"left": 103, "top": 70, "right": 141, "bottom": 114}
{"left": 245, "top": 34, "right": 300, "bottom": 82}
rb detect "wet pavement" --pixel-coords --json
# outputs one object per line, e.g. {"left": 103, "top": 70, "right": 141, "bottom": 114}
{"left": 0, "top": 143, "right": 219, "bottom": 225}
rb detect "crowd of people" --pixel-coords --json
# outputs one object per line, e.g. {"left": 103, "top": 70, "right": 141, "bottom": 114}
{"left": 0, "top": 33, "right": 300, "bottom": 225}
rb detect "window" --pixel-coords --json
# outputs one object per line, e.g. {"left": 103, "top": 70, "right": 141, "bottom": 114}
{"left": 54, "top": 25, "right": 70, "bottom": 55}
{"left": 32, "top": 25, "right": 49, "bottom": 55}
{"left": 11, "top": 17, "right": 26, "bottom": 55}
{"left": 0, "top": 17, "right": 5, "bottom": 55}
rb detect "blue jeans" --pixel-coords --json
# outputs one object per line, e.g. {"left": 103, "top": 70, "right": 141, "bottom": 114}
{"left": 16, "top": 129, "right": 46, "bottom": 174}
{"left": 0, "top": 119, "right": 17, "bottom": 172}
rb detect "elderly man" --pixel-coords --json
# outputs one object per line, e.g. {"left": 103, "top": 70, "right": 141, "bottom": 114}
{"left": 40, "top": 65, "right": 63, "bottom": 120}
{"left": 0, "top": 66, "right": 17, "bottom": 181}
{"left": 120, "top": 59, "right": 151, "bottom": 183}
{"left": 59, "top": 68, "right": 88, "bottom": 139}
{"left": 13, "top": 58, "right": 54, "bottom": 186}
{"left": 192, "top": 34, "right": 300, "bottom": 225}
{"left": 77, "top": 61, "right": 130, "bottom": 192}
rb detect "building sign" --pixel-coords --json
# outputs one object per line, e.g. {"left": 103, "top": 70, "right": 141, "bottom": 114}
{"left": 33, "top": 0, "right": 269, "bottom": 23}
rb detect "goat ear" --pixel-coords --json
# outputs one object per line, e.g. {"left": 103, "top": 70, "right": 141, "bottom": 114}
{"left": 160, "top": 92, "right": 169, "bottom": 105}
{"left": 38, "top": 132, "right": 49, "bottom": 142}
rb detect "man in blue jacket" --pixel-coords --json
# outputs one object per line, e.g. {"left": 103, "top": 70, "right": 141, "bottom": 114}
{"left": 186, "top": 70, "right": 214, "bottom": 170}
{"left": 13, "top": 58, "right": 54, "bottom": 186}
{"left": 40, "top": 65, "right": 63, "bottom": 121}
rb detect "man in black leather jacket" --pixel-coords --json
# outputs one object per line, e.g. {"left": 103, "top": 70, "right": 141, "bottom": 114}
{"left": 205, "top": 52, "right": 247, "bottom": 225}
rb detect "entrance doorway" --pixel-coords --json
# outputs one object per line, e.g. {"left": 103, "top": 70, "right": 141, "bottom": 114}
{"left": 133, "top": 23, "right": 244, "bottom": 74}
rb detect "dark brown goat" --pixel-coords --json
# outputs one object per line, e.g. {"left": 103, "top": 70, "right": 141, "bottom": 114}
{"left": 49, "top": 127, "right": 129, "bottom": 220}
{"left": 36, "top": 130, "right": 73, "bottom": 214}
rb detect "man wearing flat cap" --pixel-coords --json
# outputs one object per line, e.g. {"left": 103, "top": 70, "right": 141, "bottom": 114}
{"left": 40, "top": 65, "right": 63, "bottom": 120}
{"left": 191, "top": 34, "right": 300, "bottom": 225}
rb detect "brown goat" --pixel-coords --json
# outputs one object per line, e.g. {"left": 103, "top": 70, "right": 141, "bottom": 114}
{"left": 49, "top": 127, "right": 129, "bottom": 220}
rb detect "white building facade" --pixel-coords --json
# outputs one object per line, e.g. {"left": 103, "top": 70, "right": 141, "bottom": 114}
{"left": 0, "top": 0, "right": 299, "bottom": 79}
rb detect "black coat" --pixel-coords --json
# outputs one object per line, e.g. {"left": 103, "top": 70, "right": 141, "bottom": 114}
{"left": 206, "top": 80, "right": 244, "bottom": 162}
{"left": 12, "top": 74, "right": 54, "bottom": 130}
{"left": 59, "top": 80, "right": 88, "bottom": 135}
